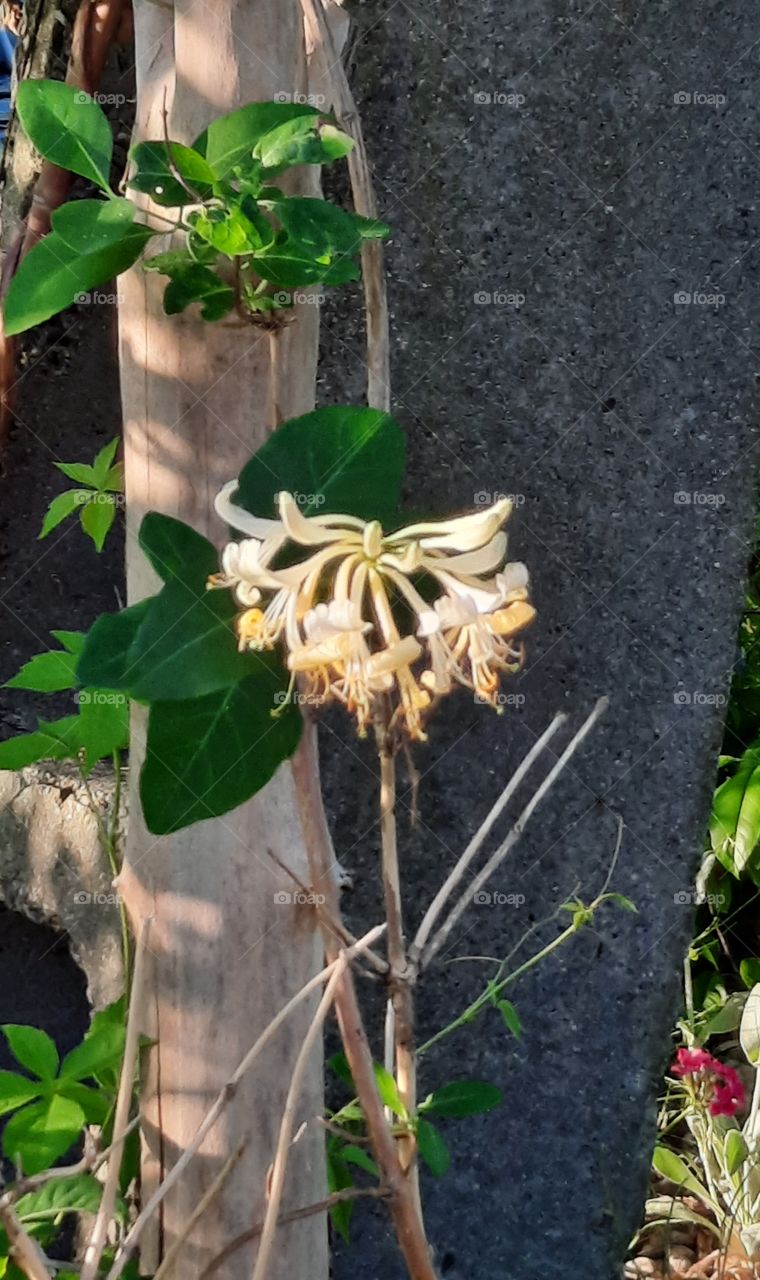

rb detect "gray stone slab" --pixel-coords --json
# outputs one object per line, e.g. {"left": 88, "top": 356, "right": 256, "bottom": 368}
{"left": 319, "top": 2, "right": 760, "bottom": 1276}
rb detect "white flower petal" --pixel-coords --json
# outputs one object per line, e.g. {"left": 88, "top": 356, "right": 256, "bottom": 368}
{"left": 214, "top": 480, "right": 284, "bottom": 539}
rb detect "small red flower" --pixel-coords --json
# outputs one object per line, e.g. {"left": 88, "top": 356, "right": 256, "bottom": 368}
{"left": 671, "top": 1047, "right": 746, "bottom": 1117}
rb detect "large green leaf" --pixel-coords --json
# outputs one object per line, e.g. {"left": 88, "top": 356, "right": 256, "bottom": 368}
{"left": 140, "top": 659, "right": 302, "bottom": 834}
{"left": 17, "top": 81, "right": 113, "bottom": 189}
{"left": 711, "top": 746, "right": 760, "bottom": 876}
{"left": 3, "top": 1096, "right": 85, "bottom": 1175}
{"left": 139, "top": 512, "right": 219, "bottom": 585}
{"left": 126, "top": 579, "right": 254, "bottom": 702}
{"left": 76, "top": 690, "right": 129, "bottom": 769}
{"left": 194, "top": 102, "right": 319, "bottom": 177}
{"left": 128, "top": 140, "right": 216, "bottom": 206}
{"left": 4, "top": 199, "right": 154, "bottom": 335}
{"left": 76, "top": 599, "right": 152, "bottom": 692}
{"left": 235, "top": 405, "right": 405, "bottom": 523}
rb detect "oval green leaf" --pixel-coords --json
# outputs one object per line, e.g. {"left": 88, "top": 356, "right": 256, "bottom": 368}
{"left": 17, "top": 80, "right": 113, "bottom": 189}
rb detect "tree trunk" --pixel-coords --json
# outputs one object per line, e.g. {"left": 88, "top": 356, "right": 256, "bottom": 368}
{"left": 118, "top": 3, "right": 332, "bottom": 1275}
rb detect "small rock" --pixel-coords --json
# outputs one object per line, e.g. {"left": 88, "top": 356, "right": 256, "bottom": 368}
{"left": 626, "top": 1258, "right": 662, "bottom": 1278}
{"left": 667, "top": 1245, "right": 696, "bottom": 1275}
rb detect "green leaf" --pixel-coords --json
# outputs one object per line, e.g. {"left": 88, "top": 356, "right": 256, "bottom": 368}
{"left": 652, "top": 1145, "right": 711, "bottom": 1199}
{"left": 139, "top": 512, "right": 219, "bottom": 585}
{"left": 15, "top": 1174, "right": 103, "bottom": 1223}
{"left": 250, "top": 243, "right": 352, "bottom": 289}
{"left": 0, "top": 717, "right": 81, "bottom": 770}
{"left": 60, "top": 1015, "right": 125, "bottom": 1082}
{"left": 55, "top": 1081, "right": 110, "bottom": 1126}
{"left": 268, "top": 196, "right": 388, "bottom": 258}
{"left": 4, "top": 198, "right": 154, "bottom": 336}
{"left": 340, "top": 1145, "right": 379, "bottom": 1177}
{"left": 17, "top": 81, "right": 113, "bottom": 190}
{"left": 0, "top": 1072, "right": 42, "bottom": 1116}
{"left": 5, "top": 649, "right": 79, "bottom": 693}
{"left": 724, "top": 1128, "right": 749, "bottom": 1176}
{"left": 741, "top": 959, "right": 760, "bottom": 990}
{"left": 128, "top": 140, "right": 216, "bottom": 206}
{"left": 2, "top": 1026, "right": 59, "bottom": 1080}
{"left": 80, "top": 496, "right": 117, "bottom": 551}
{"left": 254, "top": 116, "right": 353, "bottom": 174}
{"left": 195, "top": 102, "right": 319, "bottom": 178}
{"left": 421, "top": 1080, "right": 502, "bottom": 1118}
{"left": 416, "top": 1118, "right": 450, "bottom": 1177}
{"left": 140, "top": 659, "right": 302, "bottom": 834}
{"left": 91, "top": 439, "right": 120, "bottom": 488}
{"left": 496, "top": 1000, "right": 522, "bottom": 1038}
{"left": 76, "top": 690, "right": 129, "bottom": 771}
{"left": 3, "top": 1095, "right": 86, "bottom": 1175}
{"left": 161, "top": 263, "right": 234, "bottom": 322}
{"left": 126, "top": 579, "right": 254, "bottom": 702}
{"left": 740, "top": 983, "right": 760, "bottom": 1066}
{"left": 327, "top": 1052, "right": 354, "bottom": 1089}
{"left": 54, "top": 461, "right": 97, "bottom": 485}
{"left": 711, "top": 746, "right": 760, "bottom": 875}
{"left": 76, "top": 600, "right": 152, "bottom": 692}
{"left": 50, "top": 632, "right": 85, "bottom": 655}
{"left": 373, "top": 1064, "right": 406, "bottom": 1118}
{"left": 701, "top": 995, "right": 743, "bottom": 1039}
{"left": 235, "top": 405, "right": 405, "bottom": 524}
{"left": 39, "top": 489, "right": 90, "bottom": 538}
{"left": 326, "top": 1144, "right": 354, "bottom": 1243}
{"left": 189, "top": 204, "right": 272, "bottom": 256}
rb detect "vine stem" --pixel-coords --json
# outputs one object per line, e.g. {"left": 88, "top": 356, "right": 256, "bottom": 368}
{"left": 81, "top": 917, "right": 151, "bottom": 1280}
{"left": 291, "top": 722, "right": 437, "bottom": 1280}
{"left": 376, "top": 716, "right": 417, "bottom": 1183}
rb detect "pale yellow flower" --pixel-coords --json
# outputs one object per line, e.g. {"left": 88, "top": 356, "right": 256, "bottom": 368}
{"left": 209, "top": 487, "right": 535, "bottom": 739}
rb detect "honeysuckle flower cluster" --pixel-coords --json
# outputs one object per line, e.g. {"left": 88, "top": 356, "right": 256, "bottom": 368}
{"left": 672, "top": 1047, "right": 746, "bottom": 1118}
{"left": 209, "top": 486, "right": 535, "bottom": 739}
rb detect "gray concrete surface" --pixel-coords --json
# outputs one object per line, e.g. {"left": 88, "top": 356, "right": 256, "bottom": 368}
{"left": 318, "top": 1, "right": 760, "bottom": 1276}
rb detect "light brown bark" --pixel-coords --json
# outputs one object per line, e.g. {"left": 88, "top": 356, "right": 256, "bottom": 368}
{"left": 118, "top": 3, "right": 333, "bottom": 1276}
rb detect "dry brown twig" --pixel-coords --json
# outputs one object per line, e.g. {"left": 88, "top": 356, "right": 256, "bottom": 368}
{"left": 105, "top": 923, "right": 387, "bottom": 1280}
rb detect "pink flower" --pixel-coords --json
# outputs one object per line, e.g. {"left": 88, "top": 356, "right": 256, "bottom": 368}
{"left": 671, "top": 1047, "right": 746, "bottom": 1118}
